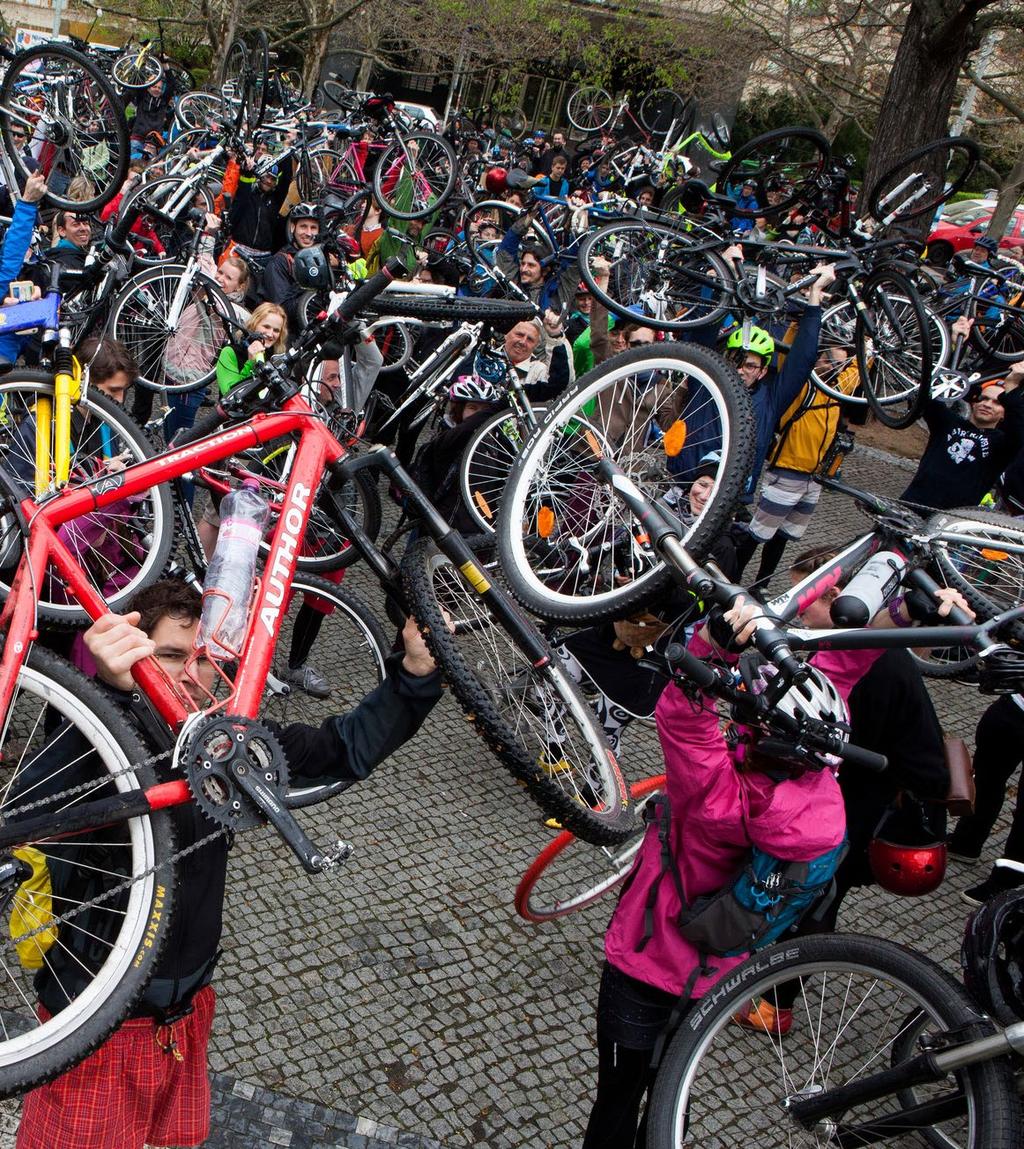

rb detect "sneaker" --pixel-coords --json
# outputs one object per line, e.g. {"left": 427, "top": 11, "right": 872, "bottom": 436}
{"left": 947, "top": 847, "right": 982, "bottom": 864}
{"left": 280, "top": 664, "right": 331, "bottom": 699}
{"left": 732, "top": 998, "right": 793, "bottom": 1036}
{"left": 946, "top": 836, "right": 982, "bottom": 863}
{"left": 961, "top": 867, "right": 1024, "bottom": 907}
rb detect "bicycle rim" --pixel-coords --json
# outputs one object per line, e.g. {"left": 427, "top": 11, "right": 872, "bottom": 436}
{"left": 647, "top": 934, "right": 1020, "bottom": 1149}
{"left": 0, "top": 648, "right": 174, "bottom": 1095}
{"left": 460, "top": 405, "right": 544, "bottom": 534}
{"left": 400, "top": 539, "right": 634, "bottom": 846}
{"left": 514, "top": 775, "right": 664, "bottom": 921}
{"left": 497, "top": 344, "right": 754, "bottom": 623}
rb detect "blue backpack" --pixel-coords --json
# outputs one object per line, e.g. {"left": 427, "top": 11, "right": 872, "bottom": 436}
{"left": 638, "top": 795, "right": 848, "bottom": 959}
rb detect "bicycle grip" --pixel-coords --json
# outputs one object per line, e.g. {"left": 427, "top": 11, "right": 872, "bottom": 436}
{"left": 905, "top": 567, "right": 975, "bottom": 627}
{"left": 334, "top": 257, "right": 405, "bottom": 322}
{"left": 664, "top": 642, "right": 719, "bottom": 691}
{"left": 836, "top": 741, "right": 888, "bottom": 773}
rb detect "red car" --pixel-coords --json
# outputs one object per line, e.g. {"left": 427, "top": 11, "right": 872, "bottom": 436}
{"left": 926, "top": 204, "right": 1024, "bottom": 264}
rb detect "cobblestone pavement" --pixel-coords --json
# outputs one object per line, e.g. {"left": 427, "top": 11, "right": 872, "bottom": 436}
{"left": 0, "top": 443, "right": 1013, "bottom": 1148}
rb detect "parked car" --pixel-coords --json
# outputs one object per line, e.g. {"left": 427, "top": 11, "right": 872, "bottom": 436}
{"left": 927, "top": 205, "right": 1024, "bottom": 265}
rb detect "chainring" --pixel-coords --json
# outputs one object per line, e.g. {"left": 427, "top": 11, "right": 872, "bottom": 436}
{"left": 181, "top": 715, "right": 290, "bottom": 831}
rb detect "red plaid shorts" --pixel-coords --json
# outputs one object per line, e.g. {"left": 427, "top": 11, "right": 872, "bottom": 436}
{"left": 17, "top": 984, "right": 215, "bottom": 1149}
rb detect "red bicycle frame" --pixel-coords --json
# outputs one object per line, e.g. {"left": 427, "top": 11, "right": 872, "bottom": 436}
{"left": 0, "top": 394, "right": 343, "bottom": 742}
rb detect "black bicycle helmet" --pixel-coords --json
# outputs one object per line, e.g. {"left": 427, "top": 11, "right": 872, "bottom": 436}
{"left": 961, "top": 885, "right": 1024, "bottom": 1025}
{"left": 287, "top": 201, "right": 320, "bottom": 242}
{"left": 292, "top": 244, "right": 333, "bottom": 291}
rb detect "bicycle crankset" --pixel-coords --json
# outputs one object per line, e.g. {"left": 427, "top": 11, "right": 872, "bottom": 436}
{"left": 179, "top": 715, "right": 352, "bottom": 874}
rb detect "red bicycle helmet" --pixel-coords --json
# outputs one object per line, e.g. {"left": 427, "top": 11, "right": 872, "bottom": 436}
{"left": 868, "top": 837, "right": 947, "bottom": 896}
{"left": 484, "top": 167, "right": 508, "bottom": 195}
{"left": 334, "top": 232, "right": 362, "bottom": 261}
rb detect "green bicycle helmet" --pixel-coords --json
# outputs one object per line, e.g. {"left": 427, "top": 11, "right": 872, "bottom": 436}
{"left": 726, "top": 326, "right": 775, "bottom": 364}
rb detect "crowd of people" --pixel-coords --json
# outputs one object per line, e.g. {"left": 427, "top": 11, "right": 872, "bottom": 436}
{"left": 1, "top": 72, "right": 1024, "bottom": 1149}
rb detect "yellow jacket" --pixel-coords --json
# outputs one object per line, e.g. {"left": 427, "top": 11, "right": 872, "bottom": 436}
{"left": 769, "top": 322, "right": 860, "bottom": 473}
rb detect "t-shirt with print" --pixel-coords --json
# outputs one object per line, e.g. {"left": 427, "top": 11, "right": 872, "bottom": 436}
{"left": 901, "top": 391, "right": 1024, "bottom": 510}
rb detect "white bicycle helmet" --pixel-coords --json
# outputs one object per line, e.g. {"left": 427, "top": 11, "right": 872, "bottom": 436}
{"left": 448, "top": 374, "right": 502, "bottom": 405}
{"left": 739, "top": 655, "right": 850, "bottom": 772}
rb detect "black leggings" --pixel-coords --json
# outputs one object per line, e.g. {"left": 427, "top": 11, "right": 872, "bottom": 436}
{"left": 948, "top": 695, "right": 1024, "bottom": 859}
{"left": 582, "top": 964, "right": 686, "bottom": 1149}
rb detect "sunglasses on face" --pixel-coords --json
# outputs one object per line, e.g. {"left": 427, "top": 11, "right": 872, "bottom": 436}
{"left": 628, "top": 338, "right": 653, "bottom": 348}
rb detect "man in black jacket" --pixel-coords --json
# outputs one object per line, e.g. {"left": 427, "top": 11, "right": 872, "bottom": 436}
{"left": 228, "top": 153, "right": 295, "bottom": 262}
{"left": 261, "top": 201, "right": 321, "bottom": 329}
{"left": 128, "top": 78, "right": 173, "bottom": 155}
{"left": 16, "top": 579, "right": 440, "bottom": 1149}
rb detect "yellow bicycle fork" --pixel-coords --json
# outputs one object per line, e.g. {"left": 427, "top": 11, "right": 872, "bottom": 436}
{"left": 34, "top": 345, "right": 83, "bottom": 496}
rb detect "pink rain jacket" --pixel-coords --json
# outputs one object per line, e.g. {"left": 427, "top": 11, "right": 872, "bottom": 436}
{"left": 604, "top": 635, "right": 881, "bottom": 997}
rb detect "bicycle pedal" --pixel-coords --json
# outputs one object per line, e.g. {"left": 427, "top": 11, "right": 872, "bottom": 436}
{"left": 316, "top": 839, "right": 353, "bottom": 872}
{"left": 266, "top": 669, "right": 291, "bottom": 696}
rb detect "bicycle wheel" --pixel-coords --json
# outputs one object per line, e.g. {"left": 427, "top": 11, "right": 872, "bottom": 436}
{"left": 639, "top": 90, "right": 691, "bottom": 138}
{"left": 207, "top": 452, "right": 382, "bottom": 574}
{"left": 320, "top": 79, "right": 352, "bottom": 110}
{"left": 579, "top": 223, "right": 731, "bottom": 333}
{"left": 971, "top": 291, "right": 1024, "bottom": 364}
{"left": 218, "top": 39, "right": 248, "bottom": 131}
{"left": 256, "top": 575, "right": 389, "bottom": 808}
{"left": 567, "top": 86, "right": 614, "bottom": 133}
{"left": 367, "top": 319, "right": 415, "bottom": 374}
{"left": 0, "top": 646, "right": 175, "bottom": 1096}
{"left": 460, "top": 405, "right": 545, "bottom": 533}
{"left": 928, "top": 508, "right": 1024, "bottom": 643}
{"left": 245, "top": 29, "right": 269, "bottom": 131}
{"left": 855, "top": 270, "right": 931, "bottom": 429}
{"left": 372, "top": 132, "right": 457, "bottom": 220}
{"left": 0, "top": 43, "right": 129, "bottom": 212}
{"left": 401, "top": 538, "right": 634, "bottom": 845}
{"left": 718, "top": 126, "right": 830, "bottom": 219}
{"left": 111, "top": 50, "right": 162, "bottom": 90}
{"left": 515, "top": 775, "right": 664, "bottom": 922}
{"left": 812, "top": 296, "right": 949, "bottom": 406}
{"left": 109, "top": 264, "right": 233, "bottom": 394}
{"left": 0, "top": 373, "right": 175, "bottom": 625}
{"left": 495, "top": 106, "right": 527, "bottom": 140}
{"left": 496, "top": 343, "right": 755, "bottom": 623}
{"left": 867, "top": 137, "right": 981, "bottom": 226}
{"left": 646, "top": 932, "right": 1020, "bottom": 1149}
{"left": 908, "top": 645, "right": 980, "bottom": 683}
{"left": 173, "top": 91, "right": 228, "bottom": 132}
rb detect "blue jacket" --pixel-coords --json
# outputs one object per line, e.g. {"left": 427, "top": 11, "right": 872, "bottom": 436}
{"left": 670, "top": 306, "right": 822, "bottom": 496}
{"left": 731, "top": 193, "right": 759, "bottom": 234}
{"left": 0, "top": 197, "right": 38, "bottom": 363}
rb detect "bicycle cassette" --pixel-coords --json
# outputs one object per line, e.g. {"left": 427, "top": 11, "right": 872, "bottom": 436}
{"left": 181, "top": 715, "right": 289, "bottom": 831}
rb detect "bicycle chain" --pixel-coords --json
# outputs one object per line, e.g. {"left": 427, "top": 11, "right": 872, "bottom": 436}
{"left": 3, "top": 745, "right": 229, "bottom": 947}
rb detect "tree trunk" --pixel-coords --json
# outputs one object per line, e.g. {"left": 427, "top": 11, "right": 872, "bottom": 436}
{"left": 989, "top": 147, "right": 1024, "bottom": 241}
{"left": 859, "top": 1, "right": 979, "bottom": 230}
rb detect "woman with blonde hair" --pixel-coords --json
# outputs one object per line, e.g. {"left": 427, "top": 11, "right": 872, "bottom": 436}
{"left": 215, "top": 301, "right": 287, "bottom": 396}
